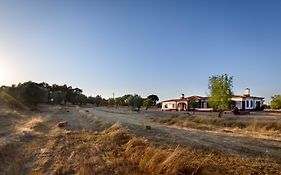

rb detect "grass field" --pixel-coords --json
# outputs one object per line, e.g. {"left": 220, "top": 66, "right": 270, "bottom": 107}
{"left": 0, "top": 105, "right": 281, "bottom": 174}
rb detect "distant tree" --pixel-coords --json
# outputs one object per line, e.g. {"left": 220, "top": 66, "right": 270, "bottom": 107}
{"left": 49, "top": 91, "right": 66, "bottom": 105}
{"left": 108, "top": 98, "right": 115, "bottom": 107}
{"left": 270, "top": 95, "right": 281, "bottom": 109}
{"left": 87, "top": 96, "right": 95, "bottom": 104}
{"left": 189, "top": 101, "right": 199, "bottom": 110}
{"left": 132, "top": 95, "right": 143, "bottom": 111}
{"left": 208, "top": 74, "right": 233, "bottom": 117}
{"left": 20, "top": 81, "right": 48, "bottom": 106}
{"left": 125, "top": 94, "right": 143, "bottom": 111}
{"left": 94, "top": 95, "right": 102, "bottom": 107}
{"left": 125, "top": 94, "right": 134, "bottom": 107}
{"left": 76, "top": 94, "right": 88, "bottom": 105}
{"left": 156, "top": 102, "right": 162, "bottom": 108}
{"left": 114, "top": 97, "right": 125, "bottom": 107}
{"left": 147, "top": 95, "right": 159, "bottom": 106}
{"left": 143, "top": 98, "right": 153, "bottom": 110}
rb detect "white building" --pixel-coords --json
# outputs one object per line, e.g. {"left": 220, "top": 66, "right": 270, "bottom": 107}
{"left": 231, "top": 88, "right": 264, "bottom": 110}
{"left": 162, "top": 94, "right": 189, "bottom": 111}
{"left": 161, "top": 88, "right": 264, "bottom": 111}
{"left": 161, "top": 94, "right": 208, "bottom": 111}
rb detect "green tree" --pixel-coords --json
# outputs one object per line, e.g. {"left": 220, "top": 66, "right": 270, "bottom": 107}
{"left": 94, "top": 95, "right": 102, "bottom": 107}
{"left": 147, "top": 95, "right": 159, "bottom": 106}
{"left": 270, "top": 95, "right": 281, "bottom": 109}
{"left": 125, "top": 94, "right": 143, "bottom": 111}
{"left": 108, "top": 98, "right": 115, "bottom": 107}
{"left": 114, "top": 97, "right": 125, "bottom": 107}
{"left": 50, "top": 91, "right": 66, "bottom": 105}
{"left": 208, "top": 74, "right": 233, "bottom": 117}
{"left": 125, "top": 94, "right": 134, "bottom": 107}
{"left": 143, "top": 98, "right": 153, "bottom": 110}
{"left": 20, "top": 81, "right": 48, "bottom": 106}
{"left": 132, "top": 95, "right": 143, "bottom": 111}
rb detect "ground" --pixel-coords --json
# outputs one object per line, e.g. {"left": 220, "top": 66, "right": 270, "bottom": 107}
{"left": 0, "top": 105, "right": 281, "bottom": 174}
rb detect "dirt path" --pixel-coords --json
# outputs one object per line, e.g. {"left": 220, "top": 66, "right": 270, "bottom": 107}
{"left": 88, "top": 107, "right": 281, "bottom": 161}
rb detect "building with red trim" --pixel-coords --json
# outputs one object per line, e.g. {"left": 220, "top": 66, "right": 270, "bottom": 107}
{"left": 161, "top": 88, "right": 264, "bottom": 111}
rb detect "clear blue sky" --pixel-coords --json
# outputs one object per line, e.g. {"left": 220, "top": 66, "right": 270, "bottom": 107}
{"left": 0, "top": 0, "right": 280, "bottom": 103}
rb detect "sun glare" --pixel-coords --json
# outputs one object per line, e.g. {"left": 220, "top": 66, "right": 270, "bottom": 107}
{"left": 0, "top": 69, "right": 6, "bottom": 85}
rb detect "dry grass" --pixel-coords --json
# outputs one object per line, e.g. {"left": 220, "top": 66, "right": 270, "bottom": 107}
{"left": 20, "top": 123, "right": 280, "bottom": 175}
{"left": 152, "top": 114, "right": 281, "bottom": 132}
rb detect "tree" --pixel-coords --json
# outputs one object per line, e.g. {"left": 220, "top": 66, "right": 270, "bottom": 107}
{"left": 49, "top": 91, "right": 66, "bottom": 105}
{"left": 143, "top": 98, "right": 153, "bottom": 110}
{"left": 132, "top": 95, "right": 143, "bottom": 111}
{"left": 20, "top": 81, "right": 48, "bottom": 106}
{"left": 114, "top": 97, "right": 126, "bottom": 107}
{"left": 147, "top": 95, "right": 159, "bottom": 106}
{"left": 189, "top": 101, "right": 199, "bottom": 110}
{"left": 270, "top": 95, "right": 281, "bottom": 109}
{"left": 125, "top": 94, "right": 143, "bottom": 111}
{"left": 208, "top": 74, "right": 233, "bottom": 117}
{"left": 94, "top": 95, "right": 102, "bottom": 107}
{"left": 108, "top": 98, "right": 115, "bottom": 107}
{"left": 125, "top": 94, "right": 134, "bottom": 107}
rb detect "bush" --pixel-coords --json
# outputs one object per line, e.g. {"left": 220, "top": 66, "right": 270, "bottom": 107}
{"left": 232, "top": 107, "right": 240, "bottom": 115}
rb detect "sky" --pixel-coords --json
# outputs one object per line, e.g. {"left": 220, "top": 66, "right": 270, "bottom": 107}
{"left": 0, "top": 0, "right": 280, "bottom": 103}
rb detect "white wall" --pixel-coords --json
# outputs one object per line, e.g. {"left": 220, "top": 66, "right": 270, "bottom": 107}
{"left": 231, "top": 97, "right": 243, "bottom": 109}
{"left": 162, "top": 101, "right": 177, "bottom": 110}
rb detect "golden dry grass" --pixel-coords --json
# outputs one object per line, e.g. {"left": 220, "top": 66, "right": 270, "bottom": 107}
{"left": 21, "top": 123, "right": 280, "bottom": 175}
{"left": 152, "top": 114, "right": 281, "bottom": 132}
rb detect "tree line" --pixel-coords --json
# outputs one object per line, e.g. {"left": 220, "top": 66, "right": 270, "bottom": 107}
{"left": 0, "top": 81, "right": 159, "bottom": 110}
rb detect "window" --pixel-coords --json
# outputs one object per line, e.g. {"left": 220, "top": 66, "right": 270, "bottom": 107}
{"left": 246, "top": 100, "right": 249, "bottom": 108}
{"left": 250, "top": 100, "right": 253, "bottom": 108}
{"left": 172, "top": 104, "right": 175, "bottom": 108}
{"left": 164, "top": 104, "right": 168, "bottom": 108}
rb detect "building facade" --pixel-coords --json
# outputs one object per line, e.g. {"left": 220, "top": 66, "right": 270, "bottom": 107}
{"left": 161, "top": 88, "right": 264, "bottom": 111}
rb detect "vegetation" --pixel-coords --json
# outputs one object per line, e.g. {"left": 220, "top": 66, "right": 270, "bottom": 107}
{"left": 151, "top": 113, "right": 281, "bottom": 132}
{"left": 143, "top": 98, "right": 153, "bottom": 110}
{"left": 0, "top": 81, "right": 102, "bottom": 107}
{"left": 125, "top": 94, "right": 143, "bottom": 111}
{"left": 208, "top": 74, "right": 234, "bottom": 117}
{"left": 16, "top": 123, "right": 279, "bottom": 175}
{"left": 270, "top": 95, "right": 281, "bottom": 109}
{"left": 147, "top": 94, "right": 159, "bottom": 106}
{"left": 0, "top": 81, "right": 160, "bottom": 111}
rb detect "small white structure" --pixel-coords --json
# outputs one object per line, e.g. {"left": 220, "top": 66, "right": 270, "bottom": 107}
{"left": 162, "top": 94, "right": 189, "bottom": 111}
{"left": 231, "top": 88, "right": 264, "bottom": 110}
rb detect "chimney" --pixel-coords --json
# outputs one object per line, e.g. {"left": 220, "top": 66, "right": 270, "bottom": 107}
{"left": 243, "top": 88, "right": 250, "bottom": 97}
{"left": 181, "top": 94, "right": 185, "bottom": 99}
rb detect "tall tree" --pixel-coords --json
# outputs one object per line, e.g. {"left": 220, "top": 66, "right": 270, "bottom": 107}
{"left": 270, "top": 95, "right": 281, "bottom": 109}
{"left": 125, "top": 94, "right": 143, "bottom": 111}
{"left": 143, "top": 98, "right": 153, "bottom": 110}
{"left": 20, "top": 81, "right": 48, "bottom": 106}
{"left": 147, "top": 95, "right": 159, "bottom": 106}
{"left": 208, "top": 74, "right": 233, "bottom": 117}
{"left": 94, "top": 95, "right": 102, "bottom": 107}
{"left": 108, "top": 98, "right": 115, "bottom": 107}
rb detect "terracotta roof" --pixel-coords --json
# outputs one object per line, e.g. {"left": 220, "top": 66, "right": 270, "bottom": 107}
{"left": 188, "top": 96, "right": 208, "bottom": 101}
{"left": 162, "top": 96, "right": 208, "bottom": 103}
{"left": 162, "top": 97, "right": 189, "bottom": 103}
